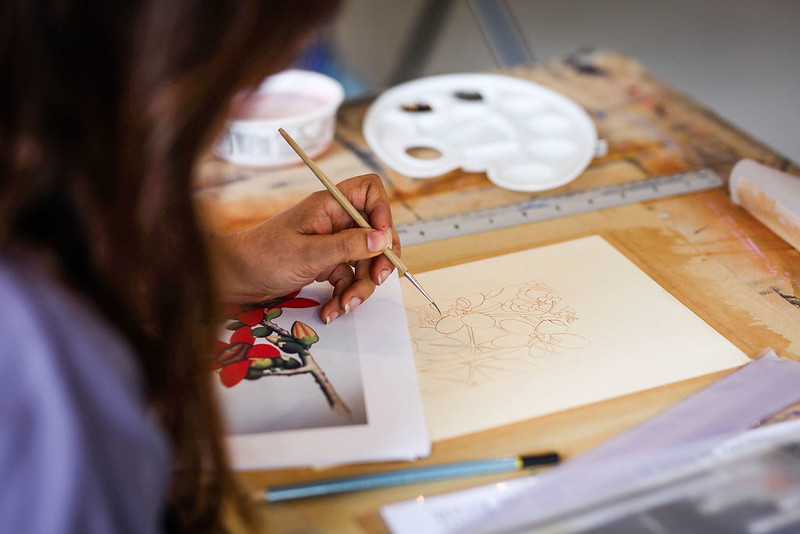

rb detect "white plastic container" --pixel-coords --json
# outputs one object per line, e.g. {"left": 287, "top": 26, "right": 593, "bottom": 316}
{"left": 730, "top": 158, "right": 800, "bottom": 252}
{"left": 215, "top": 69, "right": 344, "bottom": 167}
{"left": 363, "top": 73, "right": 599, "bottom": 192}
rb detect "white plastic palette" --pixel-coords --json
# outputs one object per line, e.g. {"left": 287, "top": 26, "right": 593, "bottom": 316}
{"left": 363, "top": 73, "right": 598, "bottom": 192}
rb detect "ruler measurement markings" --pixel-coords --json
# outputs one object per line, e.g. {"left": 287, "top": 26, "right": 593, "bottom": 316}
{"left": 396, "top": 169, "right": 723, "bottom": 246}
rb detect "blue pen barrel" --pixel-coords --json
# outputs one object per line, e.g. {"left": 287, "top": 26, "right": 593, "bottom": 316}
{"left": 264, "top": 453, "right": 559, "bottom": 502}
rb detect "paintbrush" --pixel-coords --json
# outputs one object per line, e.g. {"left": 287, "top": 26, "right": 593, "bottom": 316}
{"left": 278, "top": 128, "right": 441, "bottom": 315}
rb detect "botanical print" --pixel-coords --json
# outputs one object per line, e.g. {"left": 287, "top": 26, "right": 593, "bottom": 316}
{"left": 212, "top": 288, "right": 367, "bottom": 434}
{"left": 407, "top": 282, "right": 591, "bottom": 396}
{"left": 213, "top": 290, "right": 350, "bottom": 416}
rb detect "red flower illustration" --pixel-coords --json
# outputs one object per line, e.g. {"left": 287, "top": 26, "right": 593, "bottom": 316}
{"left": 225, "top": 290, "right": 320, "bottom": 327}
{"left": 212, "top": 290, "right": 351, "bottom": 416}
{"left": 219, "top": 290, "right": 318, "bottom": 318}
{"left": 213, "top": 290, "right": 320, "bottom": 388}
{"left": 213, "top": 329, "right": 282, "bottom": 387}
{"left": 239, "top": 290, "right": 319, "bottom": 314}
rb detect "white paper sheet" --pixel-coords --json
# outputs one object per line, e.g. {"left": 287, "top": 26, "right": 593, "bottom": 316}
{"left": 402, "top": 235, "right": 751, "bottom": 441}
{"left": 213, "top": 273, "right": 430, "bottom": 469}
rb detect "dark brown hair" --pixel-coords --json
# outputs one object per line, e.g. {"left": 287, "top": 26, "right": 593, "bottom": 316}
{"left": 0, "top": 0, "right": 339, "bottom": 531}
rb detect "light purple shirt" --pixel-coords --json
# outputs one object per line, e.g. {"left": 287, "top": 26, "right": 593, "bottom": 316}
{"left": 0, "top": 250, "right": 170, "bottom": 534}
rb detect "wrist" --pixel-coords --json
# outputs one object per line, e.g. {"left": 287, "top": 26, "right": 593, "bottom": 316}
{"left": 207, "top": 231, "right": 256, "bottom": 302}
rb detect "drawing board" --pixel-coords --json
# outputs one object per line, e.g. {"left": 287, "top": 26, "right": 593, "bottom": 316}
{"left": 403, "top": 235, "right": 751, "bottom": 441}
{"left": 213, "top": 273, "right": 429, "bottom": 469}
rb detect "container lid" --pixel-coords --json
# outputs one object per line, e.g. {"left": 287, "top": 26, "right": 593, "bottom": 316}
{"left": 363, "top": 73, "right": 598, "bottom": 192}
{"left": 214, "top": 69, "right": 344, "bottom": 168}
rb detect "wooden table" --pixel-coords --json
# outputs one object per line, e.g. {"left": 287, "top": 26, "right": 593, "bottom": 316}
{"left": 197, "top": 50, "right": 800, "bottom": 533}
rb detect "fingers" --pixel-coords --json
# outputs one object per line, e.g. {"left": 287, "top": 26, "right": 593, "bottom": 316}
{"left": 370, "top": 225, "right": 400, "bottom": 285}
{"left": 318, "top": 258, "right": 380, "bottom": 324}
{"left": 335, "top": 174, "right": 394, "bottom": 232}
{"left": 245, "top": 173, "right": 403, "bottom": 322}
{"left": 297, "top": 173, "right": 401, "bottom": 285}
{"left": 315, "top": 174, "right": 396, "bottom": 240}
{"left": 303, "top": 227, "right": 391, "bottom": 276}
{"left": 340, "top": 258, "right": 377, "bottom": 314}
{"left": 319, "top": 263, "right": 353, "bottom": 324}
{"left": 330, "top": 175, "right": 402, "bottom": 286}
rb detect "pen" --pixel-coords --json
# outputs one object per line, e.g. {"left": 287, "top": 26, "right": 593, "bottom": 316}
{"left": 278, "top": 127, "right": 441, "bottom": 315}
{"left": 259, "top": 452, "right": 560, "bottom": 502}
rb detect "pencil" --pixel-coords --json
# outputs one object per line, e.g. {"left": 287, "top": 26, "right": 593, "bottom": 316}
{"left": 260, "top": 452, "right": 560, "bottom": 502}
{"left": 278, "top": 127, "right": 441, "bottom": 314}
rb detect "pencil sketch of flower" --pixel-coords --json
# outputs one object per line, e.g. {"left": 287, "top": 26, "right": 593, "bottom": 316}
{"left": 409, "top": 282, "right": 590, "bottom": 394}
{"left": 492, "top": 318, "right": 589, "bottom": 358}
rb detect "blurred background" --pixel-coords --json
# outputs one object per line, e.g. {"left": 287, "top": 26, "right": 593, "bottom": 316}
{"left": 301, "top": 0, "right": 800, "bottom": 164}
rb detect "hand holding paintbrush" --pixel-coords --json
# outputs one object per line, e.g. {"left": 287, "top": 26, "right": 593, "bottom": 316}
{"left": 208, "top": 149, "right": 408, "bottom": 323}
{"left": 279, "top": 128, "right": 441, "bottom": 314}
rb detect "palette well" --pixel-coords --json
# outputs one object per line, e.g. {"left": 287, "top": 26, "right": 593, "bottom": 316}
{"left": 363, "top": 73, "right": 599, "bottom": 192}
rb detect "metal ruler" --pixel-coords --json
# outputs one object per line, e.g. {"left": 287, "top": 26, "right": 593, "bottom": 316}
{"left": 397, "top": 168, "right": 724, "bottom": 246}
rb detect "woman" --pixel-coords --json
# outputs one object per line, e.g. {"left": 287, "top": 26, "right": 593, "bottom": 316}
{"left": 0, "top": 1, "right": 398, "bottom": 532}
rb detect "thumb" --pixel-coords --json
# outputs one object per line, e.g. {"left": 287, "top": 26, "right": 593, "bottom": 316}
{"left": 305, "top": 228, "right": 390, "bottom": 270}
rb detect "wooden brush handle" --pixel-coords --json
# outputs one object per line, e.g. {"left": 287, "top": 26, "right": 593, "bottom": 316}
{"left": 278, "top": 128, "right": 409, "bottom": 275}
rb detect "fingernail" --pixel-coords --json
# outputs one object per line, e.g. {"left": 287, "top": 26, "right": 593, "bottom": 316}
{"left": 344, "top": 297, "right": 361, "bottom": 314}
{"left": 325, "top": 311, "right": 339, "bottom": 324}
{"left": 382, "top": 228, "right": 393, "bottom": 250}
{"left": 378, "top": 269, "right": 390, "bottom": 285}
{"left": 368, "top": 230, "right": 389, "bottom": 253}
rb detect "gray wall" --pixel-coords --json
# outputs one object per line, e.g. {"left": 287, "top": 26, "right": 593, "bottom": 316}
{"left": 332, "top": 0, "right": 800, "bottom": 163}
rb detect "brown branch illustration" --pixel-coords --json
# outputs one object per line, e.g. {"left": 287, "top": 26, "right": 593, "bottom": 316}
{"left": 260, "top": 319, "right": 352, "bottom": 417}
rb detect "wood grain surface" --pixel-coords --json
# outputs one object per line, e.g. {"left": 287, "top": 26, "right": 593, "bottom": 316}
{"left": 197, "top": 51, "right": 800, "bottom": 533}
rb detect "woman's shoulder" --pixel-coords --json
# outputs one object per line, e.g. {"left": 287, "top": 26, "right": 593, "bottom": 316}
{"left": 0, "top": 250, "right": 144, "bottom": 402}
{"left": 0, "top": 250, "right": 170, "bottom": 534}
